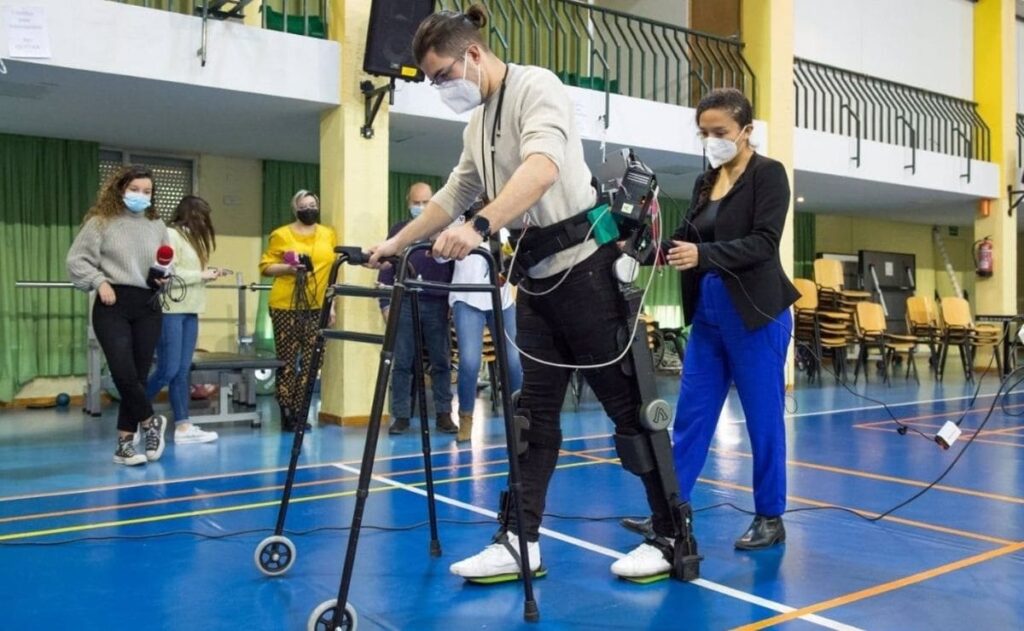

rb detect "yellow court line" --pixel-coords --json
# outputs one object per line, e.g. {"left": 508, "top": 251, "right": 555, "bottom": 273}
{"left": 695, "top": 477, "right": 1014, "bottom": 546}
{"left": 730, "top": 539, "right": 1024, "bottom": 631}
{"left": 0, "top": 431, "right": 619, "bottom": 503}
{"left": 854, "top": 424, "right": 1024, "bottom": 449}
{"left": 0, "top": 458, "right": 607, "bottom": 542}
{"left": 577, "top": 457, "right": 1014, "bottom": 545}
{"left": 709, "top": 447, "right": 1024, "bottom": 506}
{"left": 0, "top": 446, "right": 617, "bottom": 525}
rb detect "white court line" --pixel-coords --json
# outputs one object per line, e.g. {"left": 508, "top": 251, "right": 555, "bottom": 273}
{"left": 786, "top": 390, "right": 1013, "bottom": 420}
{"left": 332, "top": 462, "right": 864, "bottom": 631}
{"left": 3, "top": 388, "right": 1007, "bottom": 502}
{"left": 0, "top": 432, "right": 616, "bottom": 503}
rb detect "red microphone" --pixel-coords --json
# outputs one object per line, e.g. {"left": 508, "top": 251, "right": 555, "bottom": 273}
{"left": 148, "top": 245, "right": 174, "bottom": 290}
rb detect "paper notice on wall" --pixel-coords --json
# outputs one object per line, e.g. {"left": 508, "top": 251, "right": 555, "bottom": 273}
{"left": 884, "top": 262, "right": 894, "bottom": 277}
{"left": 573, "top": 99, "right": 594, "bottom": 138}
{"left": 3, "top": 6, "right": 51, "bottom": 59}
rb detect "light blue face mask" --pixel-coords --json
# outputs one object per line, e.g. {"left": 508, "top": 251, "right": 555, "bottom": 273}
{"left": 410, "top": 204, "right": 424, "bottom": 218}
{"left": 124, "top": 192, "right": 151, "bottom": 214}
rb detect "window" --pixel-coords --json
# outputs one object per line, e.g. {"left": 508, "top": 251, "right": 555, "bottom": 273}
{"left": 99, "top": 149, "right": 196, "bottom": 222}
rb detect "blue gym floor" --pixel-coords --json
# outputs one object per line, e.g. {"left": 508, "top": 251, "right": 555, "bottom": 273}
{"left": 2, "top": 369, "right": 1023, "bottom": 630}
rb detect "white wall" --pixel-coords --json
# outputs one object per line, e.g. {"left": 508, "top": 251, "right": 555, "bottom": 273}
{"left": 795, "top": 0, "right": 974, "bottom": 99}
{"left": 795, "top": 128, "right": 999, "bottom": 199}
{"left": 0, "top": 0, "right": 340, "bottom": 105}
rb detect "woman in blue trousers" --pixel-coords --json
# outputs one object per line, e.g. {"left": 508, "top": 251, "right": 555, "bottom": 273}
{"left": 627, "top": 88, "right": 799, "bottom": 549}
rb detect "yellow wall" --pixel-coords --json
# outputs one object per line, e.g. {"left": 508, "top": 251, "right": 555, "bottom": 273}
{"left": 815, "top": 214, "right": 976, "bottom": 306}
{"left": 194, "top": 154, "right": 264, "bottom": 353}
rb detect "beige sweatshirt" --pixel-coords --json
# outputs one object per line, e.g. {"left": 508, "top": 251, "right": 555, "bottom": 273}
{"left": 431, "top": 64, "right": 598, "bottom": 279}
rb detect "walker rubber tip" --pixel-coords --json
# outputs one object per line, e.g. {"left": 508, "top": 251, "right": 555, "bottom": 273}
{"left": 524, "top": 600, "right": 540, "bottom": 623}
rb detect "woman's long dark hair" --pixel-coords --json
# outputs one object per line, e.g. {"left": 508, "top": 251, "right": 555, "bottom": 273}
{"left": 169, "top": 195, "right": 216, "bottom": 267}
{"left": 694, "top": 88, "right": 754, "bottom": 210}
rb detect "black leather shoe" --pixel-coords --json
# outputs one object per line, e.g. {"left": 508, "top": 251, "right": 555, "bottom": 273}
{"left": 435, "top": 413, "right": 459, "bottom": 434}
{"left": 620, "top": 515, "right": 655, "bottom": 538}
{"left": 389, "top": 417, "right": 410, "bottom": 435}
{"left": 734, "top": 516, "right": 786, "bottom": 550}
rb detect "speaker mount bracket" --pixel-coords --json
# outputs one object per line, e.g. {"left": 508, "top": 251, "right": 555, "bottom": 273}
{"left": 361, "top": 78, "right": 396, "bottom": 139}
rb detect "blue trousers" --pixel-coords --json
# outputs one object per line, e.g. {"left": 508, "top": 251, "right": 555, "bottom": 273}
{"left": 452, "top": 301, "right": 523, "bottom": 412}
{"left": 390, "top": 298, "right": 452, "bottom": 419}
{"left": 672, "top": 273, "right": 792, "bottom": 517}
{"left": 146, "top": 313, "right": 199, "bottom": 424}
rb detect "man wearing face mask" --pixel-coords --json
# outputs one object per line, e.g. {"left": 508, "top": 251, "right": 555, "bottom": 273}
{"left": 368, "top": 4, "right": 684, "bottom": 583}
{"left": 260, "top": 189, "right": 338, "bottom": 432}
{"left": 377, "top": 182, "right": 458, "bottom": 436}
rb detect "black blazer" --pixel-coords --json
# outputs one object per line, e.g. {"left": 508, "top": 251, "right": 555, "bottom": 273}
{"left": 671, "top": 153, "right": 799, "bottom": 331}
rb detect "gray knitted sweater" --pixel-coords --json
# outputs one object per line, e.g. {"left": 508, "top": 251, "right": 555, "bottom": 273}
{"left": 67, "top": 212, "right": 169, "bottom": 291}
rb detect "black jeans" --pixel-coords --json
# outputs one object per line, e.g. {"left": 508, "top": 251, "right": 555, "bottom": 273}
{"left": 92, "top": 285, "right": 163, "bottom": 433}
{"left": 513, "top": 244, "right": 673, "bottom": 541}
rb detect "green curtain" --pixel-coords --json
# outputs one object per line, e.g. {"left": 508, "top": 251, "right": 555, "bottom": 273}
{"left": 0, "top": 133, "right": 99, "bottom": 401}
{"left": 635, "top": 194, "right": 689, "bottom": 328}
{"left": 254, "top": 159, "right": 321, "bottom": 352}
{"left": 794, "top": 211, "right": 816, "bottom": 280}
{"left": 388, "top": 172, "right": 446, "bottom": 228}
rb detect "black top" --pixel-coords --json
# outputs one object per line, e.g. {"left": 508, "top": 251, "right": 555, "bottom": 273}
{"left": 691, "top": 199, "right": 720, "bottom": 244}
{"left": 671, "top": 153, "right": 800, "bottom": 331}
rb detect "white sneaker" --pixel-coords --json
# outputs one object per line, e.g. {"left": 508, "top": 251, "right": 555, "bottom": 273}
{"left": 142, "top": 415, "right": 167, "bottom": 461}
{"left": 175, "top": 424, "right": 218, "bottom": 444}
{"left": 610, "top": 539, "right": 673, "bottom": 579}
{"left": 449, "top": 533, "right": 542, "bottom": 580}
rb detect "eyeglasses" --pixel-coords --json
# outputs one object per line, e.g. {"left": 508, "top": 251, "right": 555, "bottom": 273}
{"left": 429, "top": 58, "right": 461, "bottom": 87}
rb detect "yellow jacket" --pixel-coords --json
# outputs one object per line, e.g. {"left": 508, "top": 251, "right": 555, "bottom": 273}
{"left": 259, "top": 224, "right": 338, "bottom": 310}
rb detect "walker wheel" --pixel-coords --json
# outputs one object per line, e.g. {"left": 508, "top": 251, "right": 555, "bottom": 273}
{"left": 254, "top": 535, "right": 296, "bottom": 576}
{"left": 308, "top": 599, "right": 357, "bottom": 631}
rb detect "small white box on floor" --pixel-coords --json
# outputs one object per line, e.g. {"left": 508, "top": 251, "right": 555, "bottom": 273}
{"left": 935, "top": 421, "right": 962, "bottom": 450}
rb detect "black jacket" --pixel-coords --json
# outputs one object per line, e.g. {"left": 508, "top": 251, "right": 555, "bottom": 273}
{"left": 671, "top": 153, "right": 799, "bottom": 331}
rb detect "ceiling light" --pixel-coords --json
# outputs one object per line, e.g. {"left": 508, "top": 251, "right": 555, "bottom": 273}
{"left": 796, "top": 196, "right": 805, "bottom": 203}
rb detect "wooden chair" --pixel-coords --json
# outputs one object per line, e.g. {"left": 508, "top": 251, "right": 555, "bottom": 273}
{"left": 938, "top": 297, "right": 976, "bottom": 382}
{"left": 793, "top": 278, "right": 852, "bottom": 383}
{"left": 906, "top": 296, "right": 942, "bottom": 371}
{"left": 854, "top": 302, "right": 919, "bottom": 385}
{"left": 813, "top": 258, "right": 871, "bottom": 313}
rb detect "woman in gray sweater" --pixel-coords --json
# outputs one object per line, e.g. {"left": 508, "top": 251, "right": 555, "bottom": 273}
{"left": 67, "top": 166, "right": 170, "bottom": 466}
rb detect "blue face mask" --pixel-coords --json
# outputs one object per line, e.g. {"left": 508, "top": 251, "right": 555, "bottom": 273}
{"left": 124, "top": 192, "right": 151, "bottom": 214}
{"left": 410, "top": 204, "right": 424, "bottom": 218}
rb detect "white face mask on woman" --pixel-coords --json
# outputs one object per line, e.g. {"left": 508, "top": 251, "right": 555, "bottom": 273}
{"left": 437, "top": 51, "right": 483, "bottom": 114}
{"left": 703, "top": 127, "right": 749, "bottom": 168}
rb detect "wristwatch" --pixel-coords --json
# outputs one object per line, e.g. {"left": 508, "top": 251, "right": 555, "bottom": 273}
{"left": 472, "top": 215, "right": 492, "bottom": 240}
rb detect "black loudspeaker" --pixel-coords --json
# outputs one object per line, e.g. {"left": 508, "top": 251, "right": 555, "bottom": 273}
{"left": 363, "top": 0, "right": 435, "bottom": 82}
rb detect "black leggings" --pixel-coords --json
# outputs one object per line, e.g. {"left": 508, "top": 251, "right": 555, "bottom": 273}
{"left": 512, "top": 245, "right": 674, "bottom": 541}
{"left": 92, "top": 285, "right": 163, "bottom": 433}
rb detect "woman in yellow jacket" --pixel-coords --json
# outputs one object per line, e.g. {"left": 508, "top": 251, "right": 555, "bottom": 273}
{"left": 259, "top": 190, "right": 338, "bottom": 431}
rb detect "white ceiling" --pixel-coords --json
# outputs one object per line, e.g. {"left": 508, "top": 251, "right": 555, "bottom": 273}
{"left": 1, "top": 59, "right": 1004, "bottom": 230}
{"left": 0, "top": 60, "right": 326, "bottom": 163}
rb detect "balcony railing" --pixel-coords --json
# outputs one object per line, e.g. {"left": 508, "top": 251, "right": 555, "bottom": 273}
{"left": 109, "top": 1, "right": 327, "bottom": 38}
{"left": 795, "top": 58, "right": 990, "bottom": 163}
{"left": 436, "top": 0, "right": 755, "bottom": 113}
{"left": 1016, "top": 114, "right": 1024, "bottom": 167}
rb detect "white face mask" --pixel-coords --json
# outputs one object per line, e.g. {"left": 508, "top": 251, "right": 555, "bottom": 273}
{"left": 437, "top": 52, "right": 482, "bottom": 114}
{"left": 703, "top": 128, "right": 748, "bottom": 168}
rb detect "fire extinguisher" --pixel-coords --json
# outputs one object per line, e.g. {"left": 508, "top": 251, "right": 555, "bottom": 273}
{"left": 974, "top": 236, "right": 994, "bottom": 278}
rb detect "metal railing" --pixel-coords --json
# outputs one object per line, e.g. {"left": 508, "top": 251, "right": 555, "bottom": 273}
{"left": 1016, "top": 113, "right": 1024, "bottom": 167}
{"left": 436, "top": 0, "right": 755, "bottom": 112}
{"left": 795, "top": 57, "right": 990, "bottom": 162}
{"left": 108, "top": 1, "right": 327, "bottom": 38}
